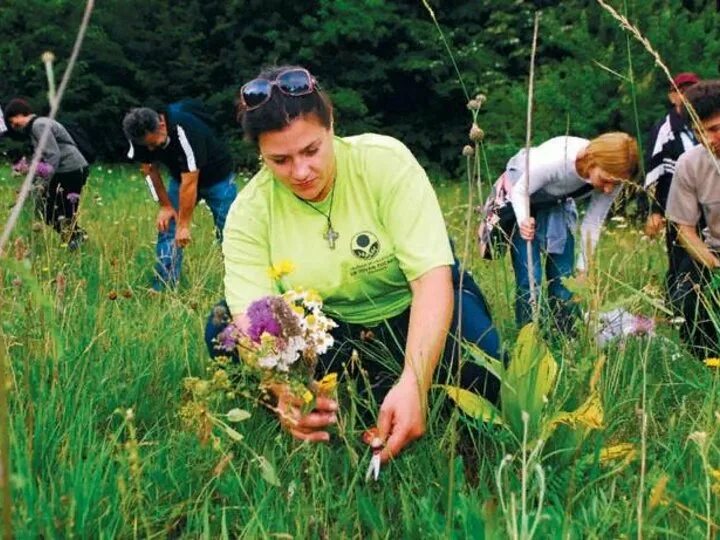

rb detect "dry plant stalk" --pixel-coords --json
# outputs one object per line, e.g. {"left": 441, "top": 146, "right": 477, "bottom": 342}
{"left": 524, "top": 13, "right": 541, "bottom": 320}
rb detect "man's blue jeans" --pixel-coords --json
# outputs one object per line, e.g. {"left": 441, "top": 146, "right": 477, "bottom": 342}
{"left": 510, "top": 226, "right": 576, "bottom": 328}
{"left": 155, "top": 174, "right": 237, "bottom": 288}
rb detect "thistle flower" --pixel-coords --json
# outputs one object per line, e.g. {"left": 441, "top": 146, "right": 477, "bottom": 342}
{"left": 66, "top": 192, "right": 81, "bottom": 204}
{"left": 36, "top": 161, "right": 54, "bottom": 179}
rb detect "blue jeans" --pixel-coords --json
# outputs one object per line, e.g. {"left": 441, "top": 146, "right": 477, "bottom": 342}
{"left": 205, "top": 262, "right": 504, "bottom": 402}
{"left": 510, "top": 223, "right": 576, "bottom": 328}
{"left": 155, "top": 173, "right": 237, "bottom": 288}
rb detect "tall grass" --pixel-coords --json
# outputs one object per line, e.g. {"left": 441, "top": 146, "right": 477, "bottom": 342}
{"left": 0, "top": 163, "right": 718, "bottom": 537}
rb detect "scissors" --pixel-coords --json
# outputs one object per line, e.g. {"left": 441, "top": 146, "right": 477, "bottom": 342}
{"left": 363, "top": 427, "right": 384, "bottom": 482}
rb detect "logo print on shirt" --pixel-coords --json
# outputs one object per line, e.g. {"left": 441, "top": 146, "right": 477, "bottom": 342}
{"left": 351, "top": 232, "right": 380, "bottom": 260}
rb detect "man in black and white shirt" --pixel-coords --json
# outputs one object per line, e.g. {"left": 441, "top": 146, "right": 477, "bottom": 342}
{"left": 123, "top": 101, "right": 237, "bottom": 289}
{"left": 643, "top": 72, "right": 699, "bottom": 287}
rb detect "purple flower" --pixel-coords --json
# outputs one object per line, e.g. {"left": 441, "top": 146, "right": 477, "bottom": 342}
{"left": 35, "top": 161, "right": 54, "bottom": 179}
{"left": 216, "top": 323, "right": 241, "bottom": 351}
{"left": 66, "top": 192, "right": 81, "bottom": 204}
{"left": 11, "top": 157, "right": 54, "bottom": 179}
{"left": 246, "top": 297, "right": 282, "bottom": 342}
{"left": 12, "top": 157, "right": 29, "bottom": 175}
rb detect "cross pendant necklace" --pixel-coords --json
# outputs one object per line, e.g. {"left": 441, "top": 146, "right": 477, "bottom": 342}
{"left": 324, "top": 224, "right": 339, "bottom": 249}
{"left": 298, "top": 178, "right": 338, "bottom": 249}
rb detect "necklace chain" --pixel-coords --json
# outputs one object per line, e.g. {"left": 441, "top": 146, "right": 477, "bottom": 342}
{"left": 297, "top": 179, "right": 339, "bottom": 249}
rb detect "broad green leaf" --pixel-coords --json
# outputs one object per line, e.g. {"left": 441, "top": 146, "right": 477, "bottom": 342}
{"left": 502, "top": 323, "right": 558, "bottom": 439}
{"left": 226, "top": 408, "right": 251, "bottom": 423}
{"left": 438, "top": 385, "right": 504, "bottom": 425}
{"left": 256, "top": 456, "right": 280, "bottom": 486}
{"left": 461, "top": 341, "right": 505, "bottom": 381}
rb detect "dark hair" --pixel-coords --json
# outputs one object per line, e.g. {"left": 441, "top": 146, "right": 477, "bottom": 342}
{"left": 3, "top": 98, "right": 33, "bottom": 120}
{"left": 683, "top": 80, "right": 720, "bottom": 122}
{"left": 122, "top": 107, "right": 161, "bottom": 144}
{"left": 237, "top": 65, "right": 333, "bottom": 144}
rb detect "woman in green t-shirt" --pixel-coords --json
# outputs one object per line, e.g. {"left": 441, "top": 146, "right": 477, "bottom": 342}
{"left": 206, "top": 65, "right": 503, "bottom": 463}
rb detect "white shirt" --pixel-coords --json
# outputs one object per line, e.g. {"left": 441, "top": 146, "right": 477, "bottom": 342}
{"left": 509, "top": 136, "right": 621, "bottom": 271}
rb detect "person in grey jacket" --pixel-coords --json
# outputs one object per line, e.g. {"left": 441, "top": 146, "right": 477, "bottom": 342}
{"left": 4, "top": 98, "right": 89, "bottom": 249}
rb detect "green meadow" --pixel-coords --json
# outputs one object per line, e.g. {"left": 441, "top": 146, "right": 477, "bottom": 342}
{"left": 1, "top": 164, "right": 719, "bottom": 538}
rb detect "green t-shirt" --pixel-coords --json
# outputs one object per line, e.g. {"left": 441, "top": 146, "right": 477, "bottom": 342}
{"left": 222, "top": 133, "right": 453, "bottom": 325}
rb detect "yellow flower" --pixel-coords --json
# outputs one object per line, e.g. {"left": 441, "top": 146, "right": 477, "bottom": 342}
{"left": 303, "top": 390, "right": 314, "bottom": 404}
{"left": 315, "top": 373, "right": 338, "bottom": 395}
{"left": 704, "top": 358, "right": 720, "bottom": 368}
{"left": 268, "top": 260, "right": 295, "bottom": 280}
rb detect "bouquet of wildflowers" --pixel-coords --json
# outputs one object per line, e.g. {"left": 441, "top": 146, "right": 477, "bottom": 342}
{"left": 12, "top": 156, "right": 54, "bottom": 180}
{"left": 180, "top": 263, "right": 338, "bottom": 461}
{"left": 216, "top": 287, "right": 338, "bottom": 406}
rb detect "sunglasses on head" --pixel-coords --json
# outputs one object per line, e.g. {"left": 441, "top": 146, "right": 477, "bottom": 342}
{"left": 239, "top": 68, "right": 317, "bottom": 112}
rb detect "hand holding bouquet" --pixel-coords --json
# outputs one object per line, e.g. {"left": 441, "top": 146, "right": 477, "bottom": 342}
{"left": 217, "top": 288, "right": 338, "bottom": 410}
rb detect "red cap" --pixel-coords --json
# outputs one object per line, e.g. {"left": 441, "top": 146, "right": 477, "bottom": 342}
{"left": 671, "top": 72, "right": 699, "bottom": 90}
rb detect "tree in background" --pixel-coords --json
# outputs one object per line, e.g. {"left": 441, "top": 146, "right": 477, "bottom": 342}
{"left": 0, "top": 0, "right": 718, "bottom": 178}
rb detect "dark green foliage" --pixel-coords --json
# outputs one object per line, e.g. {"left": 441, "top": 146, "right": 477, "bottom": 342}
{"left": 1, "top": 0, "right": 719, "bottom": 175}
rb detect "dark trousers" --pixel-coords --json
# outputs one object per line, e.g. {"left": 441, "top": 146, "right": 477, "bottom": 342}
{"left": 668, "top": 252, "right": 719, "bottom": 360}
{"left": 38, "top": 167, "right": 89, "bottom": 237}
{"left": 205, "top": 266, "right": 504, "bottom": 403}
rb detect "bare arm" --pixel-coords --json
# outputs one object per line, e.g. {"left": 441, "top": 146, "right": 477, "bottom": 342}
{"left": 141, "top": 163, "right": 172, "bottom": 207}
{"left": 175, "top": 170, "right": 199, "bottom": 247}
{"left": 378, "top": 265, "right": 454, "bottom": 462}
{"left": 177, "top": 170, "right": 199, "bottom": 228}
{"left": 142, "top": 163, "right": 177, "bottom": 233}
{"left": 676, "top": 223, "right": 720, "bottom": 269}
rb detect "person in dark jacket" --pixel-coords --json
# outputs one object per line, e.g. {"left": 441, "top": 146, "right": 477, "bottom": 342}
{"left": 123, "top": 103, "right": 237, "bottom": 289}
{"left": 4, "top": 98, "right": 89, "bottom": 250}
{"left": 643, "top": 72, "right": 700, "bottom": 292}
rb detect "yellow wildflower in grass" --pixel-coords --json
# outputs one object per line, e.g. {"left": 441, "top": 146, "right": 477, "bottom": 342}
{"left": 315, "top": 373, "right": 338, "bottom": 395}
{"left": 303, "top": 390, "right": 314, "bottom": 404}
{"left": 704, "top": 358, "right": 720, "bottom": 368}
{"left": 268, "top": 260, "right": 295, "bottom": 280}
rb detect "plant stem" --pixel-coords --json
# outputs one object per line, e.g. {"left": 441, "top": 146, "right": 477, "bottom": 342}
{"left": 524, "top": 12, "right": 541, "bottom": 322}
